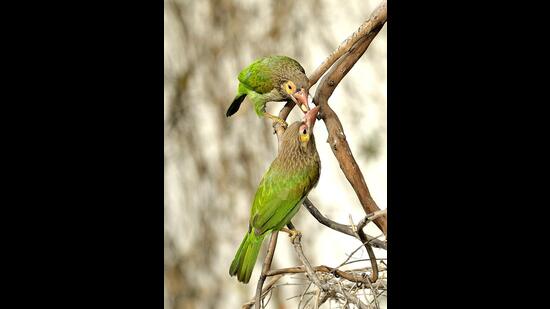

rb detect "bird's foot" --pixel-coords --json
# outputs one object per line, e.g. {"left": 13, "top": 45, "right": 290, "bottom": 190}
{"left": 281, "top": 227, "right": 302, "bottom": 243}
{"left": 264, "top": 113, "right": 288, "bottom": 128}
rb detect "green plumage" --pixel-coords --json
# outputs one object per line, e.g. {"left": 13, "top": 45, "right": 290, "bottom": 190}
{"left": 226, "top": 55, "right": 308, "bottom": 117}
{"left": 229, "top": 120, "right": 321, "bottom": 283}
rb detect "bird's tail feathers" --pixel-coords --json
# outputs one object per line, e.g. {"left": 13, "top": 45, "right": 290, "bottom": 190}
{"left": 226, "top": 93, "right": 246, "bottom": 117}
{"left": 229, "top": 231, "right": 264, "bottom": 284}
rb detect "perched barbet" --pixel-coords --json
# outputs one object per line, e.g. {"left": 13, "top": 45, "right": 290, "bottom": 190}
{"left": 226, "top": 55, "right": 310, "bottom": 127}
{"left": 229, "top": 106, "right": 321, "bottom": 284}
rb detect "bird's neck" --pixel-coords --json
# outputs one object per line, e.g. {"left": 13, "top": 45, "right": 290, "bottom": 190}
{"left": 274, "top": 134, "right": 320, "bottom": 174}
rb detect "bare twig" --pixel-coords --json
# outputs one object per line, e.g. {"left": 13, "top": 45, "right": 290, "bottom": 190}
{"left": 318, "top": 291, "right": 332, "bottom": 307}
{"left": 303, "top": 198, "right": 354, "bottom": 235}
{"left": 254, "top": 232, "right": 279, "bottom": 309}
{"left": 336, "top": 283, "right": 370, "bottom": 309}
{"left": 364, "top": 277, "right": 380, "bottom": 309}
{"left": 313, "top": 287, "right": 321, "bottom": 309}
{"left": 342, "top": 258, "right": 387, "bottom": 266}
{"left": 266, "top": 265, "right": 386, "bottom": 285}
{"left": 272, "top": 101, "right": 295, "bottom": 142}
{"left": 336, "top": 241, "right": 371, "bottom": 271}
{"left": 346, "top": 218, "right": 379, "bottom": 284}
{"left": 357, "top": 229, "right": 378, "bottom": 283}
{"left": 298, "top": 281, "right": 313, "bottom": 309}
{"left": 308, "top": 0, "right": 388, "bottom": 88}
{"left": 358, "top": 209, "right": 387, "bottom": 229}
{"left": 291, "top": 234, "right": 330, "bottom": 291}
{"left": 242, "top": 274, "right": 283, "bottom": 309}
{"left": 303, "top": 198, "right": 387, "bottom": 250}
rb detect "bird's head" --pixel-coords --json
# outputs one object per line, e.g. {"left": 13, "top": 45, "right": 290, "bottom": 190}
{"left": 280, "top": 74, "right": 310, "bottom": 114}
{"left": 279, "top": 105, "right": 320, "bottom": 159}
{"left": 287, "top": 106, "right": 319, "bottom": 153}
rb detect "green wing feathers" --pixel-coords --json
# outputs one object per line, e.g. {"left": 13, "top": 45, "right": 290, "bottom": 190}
{"left": 229, "top": 166, "right": 315, "bottom": 283}
{"left": 238, "top": 58, "right": 275, "bottom": 94}
{"left": 250, "top": 167, "right": 314, "bottom": 235}
{"left": 229, "top": 230, "right": 265, "bottom": 284}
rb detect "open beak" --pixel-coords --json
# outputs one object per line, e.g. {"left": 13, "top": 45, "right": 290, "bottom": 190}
{"left": 304, "top": 105, "right": 320, "bottom": 130}
{"left": 291, "top": 88, "right": 310, "bottom": 113}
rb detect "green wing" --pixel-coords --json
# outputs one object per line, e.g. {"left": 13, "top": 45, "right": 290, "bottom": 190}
{"left": 238, "top": 57, "right": 275, "bottom": 94}
{"left": 249, "top": 166, "right": 313, "bottom": 236}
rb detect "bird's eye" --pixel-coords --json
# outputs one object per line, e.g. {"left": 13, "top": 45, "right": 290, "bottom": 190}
{"left": 284, "top": 81, "right": 296, "bottom": 94}
{"left": 299, "top": 125, "right": 309, "bottom": 143}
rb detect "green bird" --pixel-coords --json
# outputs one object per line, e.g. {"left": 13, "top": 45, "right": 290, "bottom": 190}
{"left": 229, "top": 106, "right": 321, "bottom": 284}
{"left": 226, "top": 55, "right": 310, "bottom": 127}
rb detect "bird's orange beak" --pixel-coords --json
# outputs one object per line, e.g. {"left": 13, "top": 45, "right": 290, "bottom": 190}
{"left": 304, "top": 105, "right": 319, "bottom": 130}
{"left": 292, "top": 88, "right": 310, "bottom": 113}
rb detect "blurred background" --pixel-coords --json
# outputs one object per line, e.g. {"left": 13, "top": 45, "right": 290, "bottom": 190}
{"left": 164, "top": 0, "right": 386, "bottom": 308}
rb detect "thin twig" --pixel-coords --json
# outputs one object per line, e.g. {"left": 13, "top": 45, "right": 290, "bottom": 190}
{"left": 291, "top": 234, "right": 330, "bottom": 291}
{"left": 354, "top": 217, "right": 379, "bottom": 283}
{"left": 335, "top": 241, "right": 370, "bottom": 271}
{"left": 303, "top": 198, "right": 355, "bottom": 236}
{"left": 298, "top": 281, "right": 312, "bottom": 309}
{"left": 313, "top": 287, "right": 321, "bottom": 309}
{"left": 341, "top": 258, "right": 387, "bottom": 268}
{"left": 303, "top": 198, "right": 387, "bottom": 250}
{"left": 242, "top": 274, "right": 283, "bottom": 309}
{"left": 346, "top": 214, "right": 379, "bottom": 284}
{"left": 254, "top": 232, "right": 279, "bottom": 309}
{"left": 266, "top": 265, "right": 385, "bottom": 285}
{"left": 336, "top": 283, "right": 370, "bottom": 309}
{"left": 272, "top": 101, "right": 296, "bottom": 143}
{"left": 358, "top": 209, "right": 387, "bottom": 231}
{"left": 365, "top": 278, "right": 380, "bottom": 309}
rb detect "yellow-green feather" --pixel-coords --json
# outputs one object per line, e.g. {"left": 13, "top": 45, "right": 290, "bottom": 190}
{"left": 229, "top": 231, "right": 264, "bottom": 284}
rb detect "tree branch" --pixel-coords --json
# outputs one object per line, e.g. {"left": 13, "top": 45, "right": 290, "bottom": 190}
{"left": 307, "top": 0, "right": 388, "bottom": 88}
{"left": 313, "top": 11, "right": 387, "bottom": 236}
{"left": 266, "top": 265, "right": 386, "bottom": 285}
{"left": 303, "top": 198, "right": 386, "bottom": 250}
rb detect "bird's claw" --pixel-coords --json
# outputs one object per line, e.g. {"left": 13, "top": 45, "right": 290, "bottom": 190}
{"left": 289, "top": 229, "right": 302, "bottom": 243}
{"left": 278, "top": 119, "right": 288, "bottom": 129}
{"left": 264, "top": 113, "right": 288, "bottom": 129}
{"left": 281, "top": 227, "right": 302, "bottom": 243}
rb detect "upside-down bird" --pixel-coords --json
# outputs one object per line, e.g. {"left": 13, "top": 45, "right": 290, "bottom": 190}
{"left": 226, "top": 55, "right": 310, "bottom": 127}
{"left": 229, "top": 106, "right": 321, "bottom": 284}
